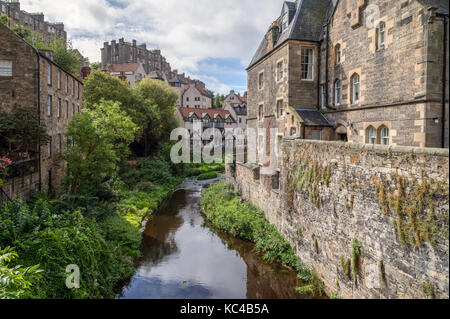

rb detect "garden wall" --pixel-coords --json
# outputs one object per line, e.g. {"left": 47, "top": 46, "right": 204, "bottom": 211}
{"left": 227, "top": 140, "right": 449, "bottom": 299}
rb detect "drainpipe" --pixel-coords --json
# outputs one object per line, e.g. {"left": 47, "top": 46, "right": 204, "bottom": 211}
{"left": 35, "top": 52, "right": 42, "bottom": 191}
{"left": 439, "top": 14, "right": 448, "bottom": 148}
{"left": 324, "top": 22, "right": 336, "bottom": 111}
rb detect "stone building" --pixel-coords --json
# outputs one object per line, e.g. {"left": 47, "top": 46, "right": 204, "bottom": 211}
{"left": 247, "top": 0, "right": 449, "bottom": 149}
{"left": 0, "top": 23, "right": 82, "bottom": 202}
{"left": 223, "top": 90, "right": 248, "bottom": 130}
{"left": 101, "top": 38, "right": 205, "bottom": 88}
{"left": 107, "top": 61, "right": 146, "bottom": 89}
{"left": 181, "top": 85, "right": 212, "bottom": 109}
{"left": 0, "top": 0, "right": 67, "bottom": 42}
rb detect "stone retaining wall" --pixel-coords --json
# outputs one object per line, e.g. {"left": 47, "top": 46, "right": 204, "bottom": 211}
{"left": 227, "top": 140, "right": 449, "bottom": 299}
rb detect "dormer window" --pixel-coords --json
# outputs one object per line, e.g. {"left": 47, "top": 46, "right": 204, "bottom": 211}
{"left": 282, "top": 11, "right": 289, "bottom": 32}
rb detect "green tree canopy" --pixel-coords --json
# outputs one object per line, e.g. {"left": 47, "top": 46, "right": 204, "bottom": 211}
{"left": 63, "top": 100, "right": 138, "bottom": 195}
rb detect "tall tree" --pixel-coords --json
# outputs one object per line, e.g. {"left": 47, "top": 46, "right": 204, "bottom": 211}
{"left": 63, "top": 100, "right": 138, "bottom": 195}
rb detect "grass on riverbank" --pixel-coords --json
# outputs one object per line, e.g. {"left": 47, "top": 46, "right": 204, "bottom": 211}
{"left": 201, "top": 181, "right": 325, "bottom": 297}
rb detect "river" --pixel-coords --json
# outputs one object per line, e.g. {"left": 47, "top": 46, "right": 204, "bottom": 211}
{"left": 118, "top": 178, "right": 306, "bottom": 299}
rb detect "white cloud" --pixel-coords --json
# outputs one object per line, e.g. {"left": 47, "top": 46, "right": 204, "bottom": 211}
{"left": 20, "top": 0, "right": 283, "bottom": 92}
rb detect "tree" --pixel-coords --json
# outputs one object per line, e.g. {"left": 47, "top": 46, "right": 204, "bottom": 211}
{"left": 63, "top": 100, "right": 138, "bottom": 195}
{"left": 213, "top": 94, "right": 225, "bottom": 108}
{"left": 0, "top": 14, "right": 10, "bottom": 26}
{"left": 135, "top": 78, "right": 180, "bottom": 155}
{"left": 0, "top": 247, "right": 42, "bottom": 299}
{"left": 90, "top": 62, "right": 101, "bottom": 71}
{"left": 83, "top": 71, "right": 147, "bottom": 136}
{"left": 10, "top": 25, "right": 80, "bottom": 77}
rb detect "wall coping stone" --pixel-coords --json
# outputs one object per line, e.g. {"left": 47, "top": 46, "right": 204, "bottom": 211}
{"left": 282, "top": 139, "right": 449, "bottom": 157}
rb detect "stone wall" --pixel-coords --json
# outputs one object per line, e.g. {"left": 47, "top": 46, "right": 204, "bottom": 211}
{"left": 227, "top": 140, "right": 449, "bottom": 299}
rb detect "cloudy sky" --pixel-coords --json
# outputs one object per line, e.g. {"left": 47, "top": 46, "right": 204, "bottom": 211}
{"left": 20, "top": 0, "right": 284, "bottom": 94}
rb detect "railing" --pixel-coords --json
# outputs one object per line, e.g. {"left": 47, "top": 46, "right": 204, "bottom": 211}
{"left": 4, "top": 159, "right": 38, "bottom": 180}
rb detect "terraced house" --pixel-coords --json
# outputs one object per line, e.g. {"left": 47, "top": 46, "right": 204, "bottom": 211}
{"left": 247, "top": 0, "right": 449, "bottom": 151}
{"left": 0, "top": 23, "right": 83, "bottom": 202}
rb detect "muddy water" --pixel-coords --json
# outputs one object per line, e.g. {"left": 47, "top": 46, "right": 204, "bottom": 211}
{"left": 118, "top": 178, "right": 305, "bottom": 299}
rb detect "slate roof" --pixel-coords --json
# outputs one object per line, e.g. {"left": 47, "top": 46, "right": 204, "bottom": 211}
{"left": 419, "top": 0, "right": 449, "bottom": 14}
{"left": 248, "top": 0, "right": 330, "bottom": 69}
{"left": 294, "top": 108, "right": 332, "bottom": 127}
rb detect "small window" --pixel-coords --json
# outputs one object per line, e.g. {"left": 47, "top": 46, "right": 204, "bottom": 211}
{"left": 65, "top": 101, "right": 69, "bottom": 118}
{"left": 351, "top": 74, "right": 360, "bottom": 105}
{"left": 290, "top": 127, "right": 297, "bottom": 137}
{"left": 301, "top": 48, "right": 314, "bottom": 80}
{"left": 282, "top": 11, "right": 289, "bottom": 32}
{"left": 57, "top": 71, "right": 61, "bottom": 89}
{"left": 335, "top": 44, "right": 341, "bottom": 65}
{"left": 377, "top": 22, "right": 386, "bottom": 49}
{"left": 65, "top": 75, "right": 68, "bottom": 93}
{"left": 0, "top": 60, "right": 12, "bottom": 77}
{"left": 277, "top": 61, "right": 284, "bottom": 81}
{"left": 334, "top": 79, "right": 341, "bottom": 106}
{"left": 380, "top": 126, "right": 390, "bottom": 145}
{"left": 47, "top": 137, "right": 52, "bottom": 158}
{"left": 321, "top": 85, "right": 327, "bottom": 109}
{"left": 258, "top": 72, "right": 264, "bottom": 90}
{"left": 57, "top": 98, "right": 61, "bottom": 118}
{"left": 367, "top": 126, "right": 377, "bottom": 144}
{"left": 47, "top": 95, "right": 52, "bottom": 116}
{"left": 311, "top": 130, "right": 322, "bottom": 141}
{"left": 72, "top": 103, "right": 75, "bottom": 115}
{"left": 71, "top": 78, "right": 74, "bottom": 96}
{"left": 56, "top": 134, "right": 62, "bottom": 153}
{"left": 1, "top": 4, "right": 6, "bottom": 13}
{"left": 276, "top": 100, "right": 284, "bottom": 118}
{"left": 47, "top": 63, "right": 52, "bottom": 85}
{"left": 259, "top": 105, "right": 264, "bottom": 121}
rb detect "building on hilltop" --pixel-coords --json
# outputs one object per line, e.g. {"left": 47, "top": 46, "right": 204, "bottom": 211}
{"left": 0, "top": 0, "right": 67, "bottom": 42}
{"left": 107, "top": 62, "right": 146, "bottom": 89}
{"left": 223, "top": 90, "right": 248, "bottom": 130}
{"left": 0, "top": 23, "right": 83, "bottom": 202}
{"left": 101, "top": 38, "right": 205, "bottom": 88}
{"left": 247, "top": 0, "right": 449, "bottom": 151}
{"left": 182, "top": 85, "right": 212, "bottom": 109}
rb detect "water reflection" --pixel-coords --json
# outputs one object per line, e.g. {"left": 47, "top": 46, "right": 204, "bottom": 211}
{"left": 118, "top": 179, "right": 304, "bottom": 299}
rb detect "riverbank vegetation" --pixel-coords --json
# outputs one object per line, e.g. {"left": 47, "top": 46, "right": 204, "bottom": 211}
{"left": 0, "top": 73, "right": 222, "bottom": 298}
{"left": 201, "top": 181, "right": 325, "bottom": 297}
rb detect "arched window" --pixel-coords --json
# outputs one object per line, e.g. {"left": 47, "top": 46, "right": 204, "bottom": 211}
{"left": 335, "top": 44, "right": 341, "bottom": 65}
{"left": 379, "top": 126, "right": 390, "bottom": 145}
{"left": 351, "top": 74, "right": 360, "bottom": 105}
{"left": 366, "top": 126, "right": 377, "bottom": 144}
{"left": 377, "top": 21, "right": 386, "bottom": 49}
{"left": 334, "top": 79, "right": 341, "bottom": 106}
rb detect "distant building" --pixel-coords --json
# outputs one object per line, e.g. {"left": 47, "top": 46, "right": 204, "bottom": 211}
{"left": 0, "top": 0, "right": 67, "bottom": 42}
{"left": 107, "top": 62, "right": 146, "bottom": 88}
{"left": 182, "top": 85, "right": 212, "bottom": 109}
{"left": 223, "top": 90, "right": 247, "bottom": 130}
{"left": 101, "top": 38, "right": 205, "bottom": 88}
{"left": 0, "top": 23, "right": 83, "bottom": 202}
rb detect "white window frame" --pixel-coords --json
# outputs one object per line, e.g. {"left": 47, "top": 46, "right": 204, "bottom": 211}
{"left": 334, "top": 79, "right": 341, "bottom": 106}
{"left": 47, "top": 95, "right": 52, "bottom": 116}
{"left": 381, "top": 127, "right": 390, "bottom": 145}
{"left": 57, "top": 98, "right": 61, "bottom": 118}
{"left": 57, "top": 71, "right": 61, "bottom": 89}
{"left": 377, "top": 22, "right": 386, "bottom": 48}
{"left": 282, "top": 12, "right": 289, "bottom": 32}
{"left": 301, "top": 48, "right": 314, "bottom": 81}
{"left": 47, "top": 62, "right": 52, "bottom": 85}
{"left": 367, "top": 127, "right": 377, "bottom": 144}
{"left": 0, "top": 60, "right": 12, "bottom": 77}
{"left": 276, "top": 100, "right": 284, "bottom": 118}
{"left": 352, "top": 74, "right": 360, "bottom": 105}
